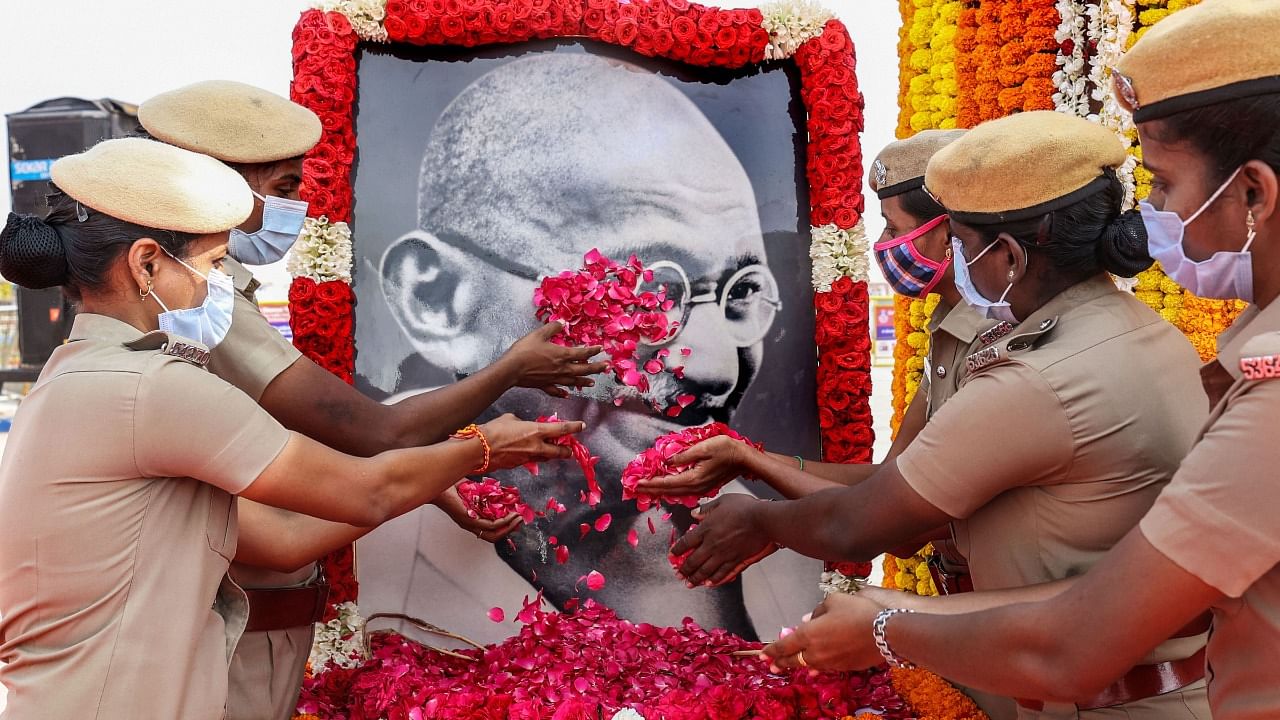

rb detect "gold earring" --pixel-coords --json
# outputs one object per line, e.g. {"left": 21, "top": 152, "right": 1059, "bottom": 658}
{"left": 139, "top": 280, "right": 152, "bottom": 301}
{"left": 1247, "top": 210, "right": 1257, "bottom": 245}
{"left": 1007, "top": 270, "right": 1015, "bottom": 280}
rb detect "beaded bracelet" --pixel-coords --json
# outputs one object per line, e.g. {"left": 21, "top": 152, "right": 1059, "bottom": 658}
{"left": 450, "top": 423, "right": 491, "bottom": 474}
{"left": 872, "top": 608, "right": 916, "bottom": 669}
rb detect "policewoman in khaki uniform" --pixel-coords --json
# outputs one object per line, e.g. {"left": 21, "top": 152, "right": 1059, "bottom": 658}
{"left": 138, "top": 81, "right": 605, "bottom": 720}
{"left": 0, "top": 138, "right": 582, "bottom": 720}
{"left": 677, "top": 112, "right": 1211, "bottom": 718}
{"left": 765, "top": 1, "right": 1280, "bottom": 718}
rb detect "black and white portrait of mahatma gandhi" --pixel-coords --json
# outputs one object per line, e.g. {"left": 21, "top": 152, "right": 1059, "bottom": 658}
{"left": 351, "top": 43, "right": 822, "bottom": 643}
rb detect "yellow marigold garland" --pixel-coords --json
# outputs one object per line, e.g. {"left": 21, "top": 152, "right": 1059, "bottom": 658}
{"left": 897, "top": 0, "right": 923, "bottom": 138}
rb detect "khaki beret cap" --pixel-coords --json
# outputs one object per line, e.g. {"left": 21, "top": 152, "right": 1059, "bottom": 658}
{"left": 924, "top": 111, "right": 1126, "bottom": 225}
{"left": 1116, "top": 0, "right": 1280, "bottom": 123}
{"left": 50, "top": 138, "right": 253, "bottom": 234}
{"left": 870, "top": 129, "right": 967, "bottom": 199}
{"left": 139, "top": 80, "right": 322, "bottom": 164}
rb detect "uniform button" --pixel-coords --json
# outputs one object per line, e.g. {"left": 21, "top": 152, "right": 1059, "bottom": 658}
{"left": 936, "top": 365, "right": 946, "bottom": 378}
{"left": 1039, "top": 319, "right": 1052, "bottom": 330}
{"left": 1008, "top": 341, "right": 1030, "bottom": 351}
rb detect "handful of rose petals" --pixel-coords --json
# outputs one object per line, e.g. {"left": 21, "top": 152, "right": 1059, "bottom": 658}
{"left": 533, "top": 249, "right": 683, "bottom": 404}
{"left": 456, "top": 477, "right": 538, "bottom": 524}
{"left": 622, "top": 422, "right": 765, "bottom": 511}
{"left": 531, "top": 414, "right": 603, "bottom": 507}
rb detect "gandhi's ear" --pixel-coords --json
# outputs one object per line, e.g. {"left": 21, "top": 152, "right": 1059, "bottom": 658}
{"left": 380, "top": 233, "right": 467, "bottom": 344}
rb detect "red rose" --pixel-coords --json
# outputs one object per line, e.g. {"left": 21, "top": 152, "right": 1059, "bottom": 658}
{"left": 703, "top": 686, "right": 751, "bottom": 720}
{"left": 550, "top": 699, "right": 597, "bottom": 720}
{"left": 618, "top": 2, "right": 640, "bottom": 20}
{"left": 584, "top": 7, "right": 605, "bottom": 29}
{"left": 293, "top": 313, "right": 320, "bottom": 339}
{"left": 652, "top": 28, "right": 675, "bottom": 52}
{"left": 316, "top": 281, "right": 350, "bottom": 303}
{"left": 696, "top": 11, "right": 720, "bottom": 34}
{"left": 819, "top": 25, "right": 847, "bottom": 52}
{"left": 404, "top": 13, "right": 428, "bottom": 39}
{"left": 665, "top": 0, "right": 690, "bottom": 10}
{"left": 615, "top": 18, "right": 640, "bottom": 45}
{"left": 810, "top": 206, "right": 834, "bottom": 226}
{"left": 714, "top": 25, "right": 737, "bottom": 49}
{"left": 671, "top": 16, "right": 696, "bottom": 43}
{"left": 690, "top": 46, "right": 715, "bottom": 65}
{"left": 440, "top": 14, "right": 465, "bottom": 37}
{"left": 746, "top": 8, "right": 764, "bottom": 25}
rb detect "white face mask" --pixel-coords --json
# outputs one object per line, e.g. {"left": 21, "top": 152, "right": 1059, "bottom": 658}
{"left": 151, "top": 250, "right": 235, "bottom": 349}
{"left": 227, "top": 190, "right": 308, "bottom": 265}
{"left": 1140, "top": 166, "right": 1257, "bottom": 302}
{"left": 951, "top": 235, "right": 1018, "bottom": 323}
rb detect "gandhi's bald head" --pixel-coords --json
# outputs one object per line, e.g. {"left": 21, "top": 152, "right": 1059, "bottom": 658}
{"left": 415, "top": 53, "right": 762, "bottom": 268}
{"left": 382, "top": 52, "right": 767, "bottom": 440}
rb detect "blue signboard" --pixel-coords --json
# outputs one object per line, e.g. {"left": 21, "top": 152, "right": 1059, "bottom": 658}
{"left": 10, "top": 158, "right": 56, "bottom": 182}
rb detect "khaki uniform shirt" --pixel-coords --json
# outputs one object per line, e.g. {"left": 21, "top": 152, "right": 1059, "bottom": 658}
{"left": 208, "top": 257, "right": 302, "bottom": 402}
{"left": 0, "top": 314, "right": 290, "bottom": 720}
{"left": 1140, "top": 298, "right": 1280, "bottom": 720}
{"left": 921, "top": 300, "right": 988, "bottom": 419}
{"left": 896, "top": 276, "right": 1208, "bottom": 670}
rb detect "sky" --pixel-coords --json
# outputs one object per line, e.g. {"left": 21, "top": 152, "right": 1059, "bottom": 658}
{"left": 0, "top": 0, "right": 903, "bottom": 300}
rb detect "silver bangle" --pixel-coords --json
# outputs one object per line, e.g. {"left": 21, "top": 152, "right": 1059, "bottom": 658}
{"left": 872, "top": 607, "right": 916, "bottom": 669}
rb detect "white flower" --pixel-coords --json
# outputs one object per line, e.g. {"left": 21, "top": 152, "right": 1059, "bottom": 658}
{"left": 1052, "top": 0, "right": 1090, "bottom": 118}
{"left": 810, "top": 220, "right": 869, "bottom": 292}
{"left": 308, "top": 601, "right": 368, "bottom": 671}
{"left": 819, "top": 570, "right": 864, "bottom": 596}
{"left": 611, "top": 710, "right": 646, "bottom": 720}
{"left": 287, "top": 216, "right": 354, "bottom": 283}
{"left": 759, "top": 0, "right": 834, "bottom": 60}
{"left": 1088, "top": 0, "right": 1137, "bottom": 208}
{"left": 314, "top": 0, "right": 389, "bottom": 43}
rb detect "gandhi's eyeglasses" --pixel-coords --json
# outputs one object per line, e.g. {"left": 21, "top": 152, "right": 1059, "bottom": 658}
{"left": 431, "top": 232, "right": 781, "bottom": 347}
{"left": 637, "top": 261, "right": 782, "bottom": 348}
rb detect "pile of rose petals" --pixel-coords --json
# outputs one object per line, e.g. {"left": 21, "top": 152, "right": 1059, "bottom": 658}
{"left": 457, "top": 478, "right": 538, "bottom": 524}
{"left": 533, "top": 249, "right": 681, "bottom": 402}
{"left": 297, "top": 599, "right": 912, "bottom": 720}
{"left": 621, "top": 422, "right": 765, "bottom": 511}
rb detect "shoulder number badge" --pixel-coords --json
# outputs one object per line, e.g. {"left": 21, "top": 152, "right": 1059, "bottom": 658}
{"left": 1240, "top": 354, "right": 1280, "bottom": 380}
{"left": 978, "top": 321, "right": 1014, "bottom": 347}
{"left": 163, "top": 341, "right": 211, "bottom": 368}
{"left": 965, "top": 346, "right": 1002, "bottom": 373}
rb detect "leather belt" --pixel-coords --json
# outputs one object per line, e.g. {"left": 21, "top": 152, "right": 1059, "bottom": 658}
{"left": 1016, "top": 646, "right": 1206, "bottom": 712}
{"left": 926, "top": 542, "right": 973, "bottom": 596}
{"left": 244, "top": 582, "right": 331, "bottom": 633}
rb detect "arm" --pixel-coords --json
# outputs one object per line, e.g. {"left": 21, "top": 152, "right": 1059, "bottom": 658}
{"left": 766, "top": 530, "right": 1220, "bottom": 701}
{"left": 233, "top": 498, "right": 374, "bottom": 573}
{"left": 673, "top": 462, "right": 952, "bottom": 586}
{"left": 259, "top": 322, "right": 605, "bottom": 456}
{"left": 240, "top": 416, "right": 583, "bottom": 527}
{"left": 636, "top": 388, "right": 931, "bottom": 500}
{"left": 857, "top": 577, "right": 1075, "bottom": 615}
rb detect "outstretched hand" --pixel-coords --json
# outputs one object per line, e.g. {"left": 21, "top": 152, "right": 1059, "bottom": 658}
{"left": 762, "top": 592, "right": 886, "bottom": 673}
{"left": 670, "top": 494, "right": 777, "bottom": 587}
{"left": 504, "top": 322, "right": 608, "bottom": 398}
{"left": 481, "top": 414, "right": 586, "bottom": 470}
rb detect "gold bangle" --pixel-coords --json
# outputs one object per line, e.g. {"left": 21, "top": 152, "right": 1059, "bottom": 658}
{"left": 450, "top": 424, "right": 491, "bottom": 474}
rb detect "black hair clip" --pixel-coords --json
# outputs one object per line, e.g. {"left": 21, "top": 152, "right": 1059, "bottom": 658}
{"left": 75, "top": 202, "right": 88, "bottom": 222}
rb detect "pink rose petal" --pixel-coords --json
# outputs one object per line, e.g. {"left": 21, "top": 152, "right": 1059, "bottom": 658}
{"left": 594, "top": 514, "right": 612, "bottom": 532}
{"left": 586, "top": 570, "right": 606, "bottom": 591}
{"left": 627, "top": 529, "right": 639, "bottom": 548}
{"left": 488, "top": 607, "right": 506, "bottom": 623}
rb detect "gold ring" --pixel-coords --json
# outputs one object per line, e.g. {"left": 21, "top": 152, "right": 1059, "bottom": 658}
{"left": 796, "top": 651, "right": 808, "bottom": 668}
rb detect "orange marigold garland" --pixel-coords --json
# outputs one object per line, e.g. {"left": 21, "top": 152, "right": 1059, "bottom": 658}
{"left": 954, "top": 3, "right": 980, "bottom": 127}
{"left": 891, "top": 668, "right": 989, "bottom": 720}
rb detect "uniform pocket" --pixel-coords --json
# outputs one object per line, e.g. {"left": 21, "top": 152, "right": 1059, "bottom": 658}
{"left": 206, "top": 490, "right": 236, "bottom": 561}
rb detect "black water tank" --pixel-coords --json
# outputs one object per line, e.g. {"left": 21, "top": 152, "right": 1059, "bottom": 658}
{"left": 6, "top": 98, "right": 140, "bottom": 368}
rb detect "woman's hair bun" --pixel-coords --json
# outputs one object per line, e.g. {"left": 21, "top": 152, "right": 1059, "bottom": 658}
{"left": 1096, "top": 209, "right": 1152, "bottom": 279}
{"left": 0, "top": 212, "right": 71, "bottom": 289}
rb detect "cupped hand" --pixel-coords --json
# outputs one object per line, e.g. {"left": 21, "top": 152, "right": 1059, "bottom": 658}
{"left": 670, "top": 493, "right": 776, "bottom": 587}
{"left": 503, "top": 322, "right": 608, "bottom": 398}
{"left": 433, "top": 486, "right": 523, "bottom": 542}
{"left": 633, "top": 435, "right": 747, "bottom": 498}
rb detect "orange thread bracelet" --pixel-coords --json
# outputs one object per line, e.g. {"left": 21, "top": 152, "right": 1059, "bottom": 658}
{"left": 450, "top": 424, "right": 491, "bottom": 474}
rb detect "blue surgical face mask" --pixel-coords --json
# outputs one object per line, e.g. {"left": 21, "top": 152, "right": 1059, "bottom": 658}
{"left": 227, "top": 190, "right": 308, "bottom": 265}
{"left": 152, "top": 251, "right": 235, "bottom": 349}
{"left": 951, "top": 235, "right": 1017, "bottom": 323}
{"left": 1140, "top": 166, "right": 1257, "bottom": 302}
